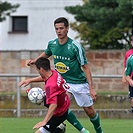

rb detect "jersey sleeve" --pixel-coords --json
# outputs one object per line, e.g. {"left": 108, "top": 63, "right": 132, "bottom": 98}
{"left": 73, "top": 41, "right": 88, "bottom": 66}
{"left": 125, "top": 57, "right": 132, "bottom": 76}
{"left": 44, "top": 41, "right": 53, "bottom": 56}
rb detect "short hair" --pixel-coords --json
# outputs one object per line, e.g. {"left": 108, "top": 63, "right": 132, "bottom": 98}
{"left": 35, "top": 57, "right": 50, "bottom": 71}
{"left": 54, "top": 17, "right": 69, "bottom": 27}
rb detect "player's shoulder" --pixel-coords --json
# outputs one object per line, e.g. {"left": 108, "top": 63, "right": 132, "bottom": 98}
{"left": 52, "top": 69, "right": 58, "bottom": 76}
{"left": 128, "top": 54, "right": 133, "bottom": 60}
{"left": 71, "top": 39, "right": 81, "bottom": 46}
{"left": 125, "top": 49, "right": 133, "bottom": 55}
{"left": 51, "top": 70, "right": 63, "bottom": 86}
{"left": 48, "top": 38, "right": 58, "bottom": 45}
{"left": 49, "top": 70, "right": 59, "bottom": 83}
{"left": 68, "top": 38, "right": 83, "bottom": 51}
{"left": 127, "top": 54, "right": 133, "bottom": 64}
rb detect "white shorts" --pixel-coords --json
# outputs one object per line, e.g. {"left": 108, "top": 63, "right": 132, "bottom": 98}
{"left": 67, "top": 83, "right": 93, "bottom": 107}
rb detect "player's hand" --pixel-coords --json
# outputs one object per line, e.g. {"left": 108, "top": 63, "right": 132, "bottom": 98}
{"left": 18, "top": 80, "right": 31, "bottom": 87}
{"left": 129, "top": 80, "right": 133, "bottom": 87}
{"left": 122, "top": 77, "right": 127, "bottom": 85}
{"left": 27, "top": 59, "right": 35, "bottom": 66}
{"left": 33, "top": 121, "right": 46, "bottom": 129}
{"left": 90, "top": 88, "right": 97, "bottom": 102}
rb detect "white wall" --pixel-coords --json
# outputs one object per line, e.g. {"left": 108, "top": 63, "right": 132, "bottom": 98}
{"left": 1, "top": 0, "right": 82, "bottom": 50}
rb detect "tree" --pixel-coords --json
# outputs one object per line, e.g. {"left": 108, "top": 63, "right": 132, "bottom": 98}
{"left": 65, "top": 0, "right": 132, "bottom": 49}
{"left": 0, "top": 1, "right": 19, "bottom": 22}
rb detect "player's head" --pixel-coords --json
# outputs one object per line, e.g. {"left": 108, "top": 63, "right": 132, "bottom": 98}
{"left": 35, "top": 57, "right": 51, "bottom": 77}
{"left": 54, "top": 17, "right": 69, "bottom": 39}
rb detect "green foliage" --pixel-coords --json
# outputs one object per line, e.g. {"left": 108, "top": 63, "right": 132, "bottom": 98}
{"left": 65, "top": 0, "right": 132, "bottom": 49}
{"left": 0, "top": 1, "right": 19, "bottom": 22}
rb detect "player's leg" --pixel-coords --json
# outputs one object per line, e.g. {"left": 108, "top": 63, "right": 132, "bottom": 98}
{"left": 83, "top": 106, "right": 103, "bottom": 133}
{"left": 67, "top": 109, "right": 89, "bottom": 133}
{"left": 43, "top": 110, "right": 68, "bottom": 133}
{"left": 75, "top": 92, "right": 103, "bottom": 133}
{"left": 131, "top": 98, "right": 133, "bottom": 113}
{"left": 43, "top": 94, "right": 66, "bottom": 132}
{"left": 57, "top": 123, "right": 66, "bottom": 133}
{"left": 67, "top": 83, "right": 103, "bottom": 133}
{"left": 36, "top": 125, "right": 66, "bottom": 133}
{"left": 66, "top": 92, "right": 90, "bottom": 133}
{"left": 129, "top": 85, "right": 133, "bottom": 113}
{"left": 35, "top": 127, "right": 50, "bottom": 133}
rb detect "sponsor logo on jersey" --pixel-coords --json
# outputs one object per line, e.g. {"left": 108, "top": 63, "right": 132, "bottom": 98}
{"left": 55, "top": 62, "right": 69, "bottom": 74}
{"left": 53, "top": 55, "right": 70, "bottom": 60}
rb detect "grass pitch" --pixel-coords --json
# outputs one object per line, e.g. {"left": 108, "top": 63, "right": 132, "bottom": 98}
{"left": 0, "top": 117, "right": 132, "bottom": 133}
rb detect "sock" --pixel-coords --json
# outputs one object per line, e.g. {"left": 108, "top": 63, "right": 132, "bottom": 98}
{"left": 90, "top": 112, "right": 103, "bottom": 133}
{"left": 131, "top": 106, "right": 133, "bottom": 113}
{"left": 67, "top": 109, "right": 84, "bottom": 131}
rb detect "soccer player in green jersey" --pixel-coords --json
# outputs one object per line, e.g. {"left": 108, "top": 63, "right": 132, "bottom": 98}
{"left": 122, "top": 36, "right": 133, "bottom": 113}
{"left": 125, "top": 54, "right": 133, "bottom": 82}
{"left": 27, "top": 17, "right": 103, "bottom": 133}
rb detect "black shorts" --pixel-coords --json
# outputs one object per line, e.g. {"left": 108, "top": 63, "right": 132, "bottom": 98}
{"left": 129, "top": 76, "right": 133, "bottom": 98}
{"left": 43, "top": 110, "right": 68, "bottom": 133}
{"left": 129, "top": 85, "right": 133, "bottom": 98}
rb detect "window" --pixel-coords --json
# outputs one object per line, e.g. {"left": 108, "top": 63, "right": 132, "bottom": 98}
{"left": 11, "top": 16, "right": 28, "bottom": 33}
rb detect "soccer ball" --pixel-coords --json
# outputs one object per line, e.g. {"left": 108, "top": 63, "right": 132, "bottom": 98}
{"left": 27, "top": 87, "right": 45, "bottom": 105}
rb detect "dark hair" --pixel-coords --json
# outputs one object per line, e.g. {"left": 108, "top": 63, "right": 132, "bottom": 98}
{"left": 54, "top": 17, "right": 69, "bottom": 27}
{"left": 35, "top": 57, "right": 50, "bottom": 71}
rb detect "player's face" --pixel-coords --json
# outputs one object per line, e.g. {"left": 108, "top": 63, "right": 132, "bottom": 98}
{"left": 54, "top": 23, "right": 68, "bottom": 39}
{"left": 36, "top": 67, "right": 45, "bottom": 78}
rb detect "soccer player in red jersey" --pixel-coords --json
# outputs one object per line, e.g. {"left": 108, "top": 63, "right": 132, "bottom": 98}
{"left": 19, "top": 57, "right": 70, "bottom": 133}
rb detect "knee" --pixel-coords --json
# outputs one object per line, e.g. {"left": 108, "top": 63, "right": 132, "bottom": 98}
{"left": 83, "top": 106, "right": 96, "bottom": 118}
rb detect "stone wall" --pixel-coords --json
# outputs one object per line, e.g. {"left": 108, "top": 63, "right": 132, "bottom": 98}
{"left": 0, "top": 95, "right": 131, "bottom": 118}
{"left": 0, "top": 50, "right": 127, "bottom": 93}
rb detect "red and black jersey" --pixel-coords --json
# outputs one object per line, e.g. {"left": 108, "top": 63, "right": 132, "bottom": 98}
{"left": 44, "top": 70, "right": 70, "bottom": 116}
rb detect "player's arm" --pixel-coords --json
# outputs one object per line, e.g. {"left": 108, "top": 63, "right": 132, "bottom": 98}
{"left": 122, "top": 54, "right": 128, "bottom": 84}
{"left": 125, "top": 76, "right": 133, "bottom": 86}
{"left": 27, "top": 52, "right": 50, "bottom": 66}
{"left": 122, "top": 67, "right": 127, "bottom": 84}
{"left": 33, "top": 104, "right": 57, "bottom": 129}
{"left": 75, "top": 44, "right": 97, "bottom": 101}
{"left": 18, "top": 76, "right": 44, "bottom": 87}
{"left": 82, "top": 64, "right": 97, "bottom": 101}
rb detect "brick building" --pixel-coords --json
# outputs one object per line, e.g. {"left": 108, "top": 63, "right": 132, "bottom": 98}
{"left": 0, "top": 0, "right": 82, "bottom": 50}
